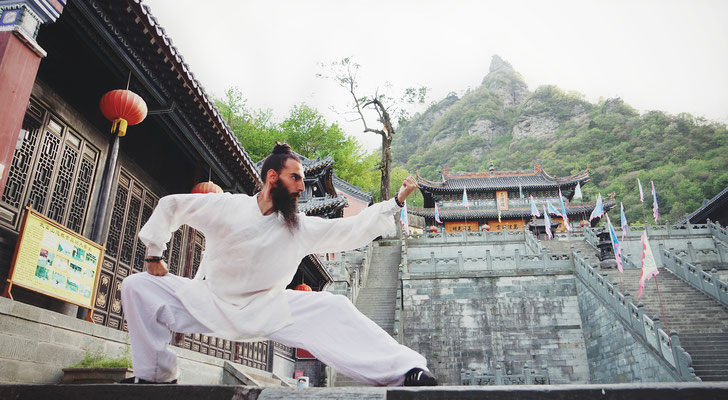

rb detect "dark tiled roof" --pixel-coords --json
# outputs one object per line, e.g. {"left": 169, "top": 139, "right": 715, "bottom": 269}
{"left": 109, "top": 0, "right": 263, "bottom": 193}
{"left": 410, "top": 200, "right": 615, "bottom": 220}
{"left": 681, "top": 185, "right": 728, "bottom": 224}
{"left": 417, "top": 161, "right": 589, "bottom": 192}
{"left": 298, "top": 196, "right": 348, "bottom": 217}
{"left": 333, "top": 175, "right": 373, "bottom": 203}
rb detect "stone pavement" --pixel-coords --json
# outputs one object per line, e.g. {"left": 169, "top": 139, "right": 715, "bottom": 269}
{"left": 2, "top": 382, "right": 728, "bottom": 400}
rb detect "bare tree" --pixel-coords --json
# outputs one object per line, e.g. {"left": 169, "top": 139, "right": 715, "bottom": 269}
{"left": 319, "top": 57, "right": 427, "bottom": 200}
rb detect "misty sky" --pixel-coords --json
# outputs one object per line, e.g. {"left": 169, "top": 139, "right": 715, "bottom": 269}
{"left": 142, "top": 0, "right": 728, "bottom": 151}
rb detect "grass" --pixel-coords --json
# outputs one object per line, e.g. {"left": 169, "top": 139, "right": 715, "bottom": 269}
{"left": 67, "top": 350, "right": 132, "bottom": 369}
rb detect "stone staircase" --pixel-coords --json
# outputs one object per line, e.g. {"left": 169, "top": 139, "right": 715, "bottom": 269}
{"left": 613, "top": 268, "right": 728, "bottom": 381}
{"left": 334, "top": 241, "right": 402, "bottom": 387}
{"left": 541, "top": 233, "right": 599, "bottom": 263}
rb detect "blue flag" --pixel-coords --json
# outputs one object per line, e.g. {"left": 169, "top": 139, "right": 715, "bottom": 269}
{"left": 529, "top": 195, "right": 540, "bottom": 217}
{"left": 543, "top": 205, "right": 552, "bottom": 240}
{"left": 547, "top": 201, "right": 562, "bottom": 217}
{"left": 434, "top": 202, "right": 442, "bottom": 224}
{"left": 559, "top": 188, "right": 570, "bottom": 231}
{"left": 620, "top": 202, "right": 628, "bottom": 240}
{"left": 519, "top": 185, "right": 524, "bottom": 199}
{"left": 462, "top": 188, "right": 469, "bottom": 208}
{"left": 589, "top": 193, "right": 604, "bottom": 222}
{"left": 400, "top": 201, "right": 410, "bottom": 235}
{"left": 606, "top": 214, "right": 623, "bottom": 272}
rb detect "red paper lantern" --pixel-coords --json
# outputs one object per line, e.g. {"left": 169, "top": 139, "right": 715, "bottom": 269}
{"left": 482, "top": 224, "right": 490, "bottom": 231}
{"left": 429, "top": 226, "right": 438, "bottom": 233}
{"left": 99, "top": 89, "right": 148, "bottom": 137}
{"left": 294, "top": 283, "right": 312, "bottom": 291}
{"left": 191, "top": 181, "right": 223, "bottom": 194}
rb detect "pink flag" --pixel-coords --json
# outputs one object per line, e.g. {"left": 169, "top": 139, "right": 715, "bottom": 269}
{"left": 638, "top": 231, "right": 659, "bottom": 298}
{"left": 638, "top": 178, "right": 644, "bottom": 203}
{"left": 651, "top": 181, "right": 659, "bottom": 223}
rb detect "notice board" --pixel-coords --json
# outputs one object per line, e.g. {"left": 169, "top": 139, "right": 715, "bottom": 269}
{"left": 3, "top": 206, "right": 104, "bottom": 316}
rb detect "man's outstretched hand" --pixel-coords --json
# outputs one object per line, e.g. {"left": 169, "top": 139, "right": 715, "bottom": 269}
{"left": 397, "top": 176, "right": 418, "bottom": 204}
{"left": 147, "top": 259, "right": 169, "bottom": 276}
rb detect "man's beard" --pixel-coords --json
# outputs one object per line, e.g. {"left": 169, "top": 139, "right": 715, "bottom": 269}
{"left": 271, "top": 183, "right": 300, "bottom": 231}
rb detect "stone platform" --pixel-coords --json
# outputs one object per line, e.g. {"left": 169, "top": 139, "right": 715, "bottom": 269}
{"left": 2, "top": 383, "right": 728, "bottom": 400}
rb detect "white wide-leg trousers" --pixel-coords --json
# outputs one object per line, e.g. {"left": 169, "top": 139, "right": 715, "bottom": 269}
{"left": 120, "top": 272, "right": 427, "bottom": 386}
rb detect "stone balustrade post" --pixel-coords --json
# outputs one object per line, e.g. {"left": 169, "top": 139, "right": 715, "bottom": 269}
{"left": 523, "top": 364, "right": 531, "bottom": 384}
{"left": 687, "top": 241, "right": 696, "bottom": 264}
{"left": 429, "top": 251, "right": 436, "bottom": 272}
{"left": 495, "top": 365, "right": 503, "bottom": 385}
{"left": 715, "top": 238, "right": 727, "bottom": 263}
{"left": 514, "top": 248, "right": 521, "bottom": 270}
{"left": 457, "top": 250, "right": 464, "bottom": 271}
{"left": 486, "top": 250, "right": 493, "bottom": 270}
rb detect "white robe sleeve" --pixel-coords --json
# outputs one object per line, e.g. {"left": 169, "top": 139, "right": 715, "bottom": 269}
{"left": 138, "top": 192, "right": 233, "bottom": 256}
{"left": 300, "top": 198, "right": 401, "bottom": 254}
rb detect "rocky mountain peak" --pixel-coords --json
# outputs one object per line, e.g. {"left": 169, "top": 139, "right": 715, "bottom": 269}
{"left": 481, "top": 55, "right": 529, "bottom": 108}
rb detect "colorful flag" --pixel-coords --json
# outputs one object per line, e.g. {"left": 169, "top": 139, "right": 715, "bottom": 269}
{"left": 620, "top": 202, "right": 628, "bottom": 240}
{"left": 573, "top": 182, "right": 583, "bottom": 200}
{"left": 543, "top": 205, "right": 552, "bottom": 240}
{"left": 606, "top": 214, "right": 623, "bottom": 273}
{"left": 638, "top": 178, "right": 644, "bottom": 203}
{"left": 547, "top": 201, "right": 562, "bottom": 217}
{"left": 529, "top": 195, "right": 541, "bottom": 217}
{"left": 519, "top": 185, "right": 524, "bottom": 199}
{"left": 651, "top": 181, "right": 659, "bottom": 223}
{"left": 462, "top": 188, "right": 469, "bottom": 208}
{"left": 559, "top": 188, "right": 570, "bottom": 231}
{"left": 434, "top": 202, "right": 442, "bottom": 223}
{"left": 400, "top": 201, "right": 410, "bottom": 236}
{"left": 638, "top": 230, "right": 659, "bottom": 298}
{"left": 589, "top": 193, "right": 604, "bottom": 221}
{"left": 497, "top": 198, "right": 502, "bottom": 222}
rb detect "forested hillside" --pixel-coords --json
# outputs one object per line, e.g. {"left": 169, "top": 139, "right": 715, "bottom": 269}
{"left": 392, "top": 56, "right": 728, "bottom": 224}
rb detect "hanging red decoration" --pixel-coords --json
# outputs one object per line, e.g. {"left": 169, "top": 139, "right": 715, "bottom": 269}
{"left": 294, "top": 283, "right": 312, "bottom": 291}
{"left": 482, "top": 224, "right": 490, "bottom": 231}
{"left": 429, "top": 226, "right": 438, "bottom": 233}
{"left": 191, "top": 181, "right": 223, "bottom": 194}
{"left": 99, "top": 89, "right": 148, "bottom": 137}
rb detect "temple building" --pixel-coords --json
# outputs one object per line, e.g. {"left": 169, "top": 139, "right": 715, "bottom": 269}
{"left": 412, "top": 162, "right": 614, "bottom": 233}
{"left": 0, "top": 0, "right": 330, "bottom": 383}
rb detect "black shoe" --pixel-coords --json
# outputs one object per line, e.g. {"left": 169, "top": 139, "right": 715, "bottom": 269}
{"left": 404, "top": 368, "right": 438, "bottom": 386}
{"left": 120, "top": 376, "right": 178, "bottom": 384}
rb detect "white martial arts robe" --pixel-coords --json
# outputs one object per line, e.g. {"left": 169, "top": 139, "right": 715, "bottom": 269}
{"left": 123, "top": 193, "right": 427, "bottom": 385}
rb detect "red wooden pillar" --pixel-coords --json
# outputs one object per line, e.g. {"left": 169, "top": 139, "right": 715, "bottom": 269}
{"left": 0, "top": 1, "right": 64, "bottom": 194}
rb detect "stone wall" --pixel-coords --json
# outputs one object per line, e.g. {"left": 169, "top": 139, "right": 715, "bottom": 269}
{"left": 575, "top": 279, "right": 678, "bottom": 383}
{"left": 0, "top": 296, "right": 274, "bottom": 385}
{"left": 402, "top": 274, "right": 589, "bottom": 385}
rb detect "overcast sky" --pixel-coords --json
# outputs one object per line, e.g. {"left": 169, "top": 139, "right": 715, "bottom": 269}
{"left": 142, "top": 0, "right": 728, "bottom": 151}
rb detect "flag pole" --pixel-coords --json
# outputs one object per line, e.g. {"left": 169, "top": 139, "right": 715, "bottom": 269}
{"left": 653, "top": 273, "right": 670, "bottom": 333}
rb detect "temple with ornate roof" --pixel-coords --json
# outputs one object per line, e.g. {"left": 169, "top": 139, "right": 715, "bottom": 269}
{"left": 412, "top": 161, "right": 615, "bottom": 233}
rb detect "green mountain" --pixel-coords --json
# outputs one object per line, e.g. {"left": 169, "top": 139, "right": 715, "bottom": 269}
{"left": 393, "top": 55, "right": 728, "bottom": 224}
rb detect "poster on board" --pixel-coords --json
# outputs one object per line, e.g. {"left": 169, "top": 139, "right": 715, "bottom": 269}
{"left": 3, "top": 206, "right": 104, "bottom": 314}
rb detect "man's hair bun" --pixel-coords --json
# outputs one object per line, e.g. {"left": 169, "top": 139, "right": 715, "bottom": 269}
{"left": 272, "top": 141, "right": 292, "bottom": 155}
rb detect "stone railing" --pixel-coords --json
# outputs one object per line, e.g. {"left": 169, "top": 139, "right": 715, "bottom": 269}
{"left": 585, "top": 224, "right": 712, "bottom": 248}
{"left": 408, "top": 229, "right": 525, "bottom": 246}
{"left": 407, "top": 249, "right": 573, "bottom": 275}
{"left": 524, "top": 228, "right": 545, "bottom": 254}
{"left": 661, "top": 247, "right": 728, "bottom": 308}
{"left": 573, "top": 252, "right": 699, "bottom": 382}
{"left": 461, "top": 364, "right": 549, "bottom": 385}
{"left": 708, "top": 220, "right": 728, "bottom": 245}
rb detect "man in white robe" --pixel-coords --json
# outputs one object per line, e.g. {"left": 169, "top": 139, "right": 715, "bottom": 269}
{"left": 120, "top": 143, "right": 436, "bottom": 386}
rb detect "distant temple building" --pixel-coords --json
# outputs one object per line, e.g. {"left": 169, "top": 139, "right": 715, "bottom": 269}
{"left": 412, "top": 162, "right": 614, "bottom": 233}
